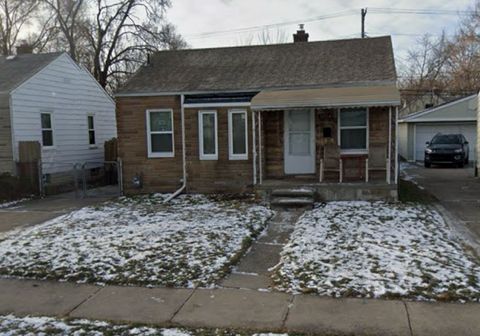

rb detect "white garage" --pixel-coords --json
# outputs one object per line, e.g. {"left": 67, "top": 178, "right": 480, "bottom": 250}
{"left": 399, "top": 94, "right": 478, "bottom": 162}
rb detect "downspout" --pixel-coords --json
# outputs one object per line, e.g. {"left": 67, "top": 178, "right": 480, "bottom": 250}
{"left": 165, "top": 94, "right": 187, "bottom": 202}
{"left": 387, "top": 107, "right": 392, "bottom": 184}
{"left": 395, "top": 106, "right": 399, "bottom": 184}
{"left": 252, "top": 110, "right": 257, "bottom": 185}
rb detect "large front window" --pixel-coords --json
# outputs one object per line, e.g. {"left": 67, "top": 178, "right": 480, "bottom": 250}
{"left": 198, "top": 110, "right": 218, "bottom": 160}
{"left": 339, "top": 108, "right": 368, "bottom": 152}
{"left": 147, "top": 109, "right": 174, "bottom": 158}
{"left": 228, "top": 110, "right": 248, "bottom": 160}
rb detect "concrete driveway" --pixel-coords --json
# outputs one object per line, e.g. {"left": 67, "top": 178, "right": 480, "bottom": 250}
{"left": 0, "top": 189, "right": 116, "bottom": 233}
{"left": 402, "top": 163, "right": 480, "bottom": 240}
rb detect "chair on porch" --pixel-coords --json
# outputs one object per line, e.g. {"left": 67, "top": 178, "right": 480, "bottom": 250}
{"left": 366, "top": 144, "right": 388, "bottom": 182}
{"left": 320, "top": 143, "right": 342, "bottom": 182}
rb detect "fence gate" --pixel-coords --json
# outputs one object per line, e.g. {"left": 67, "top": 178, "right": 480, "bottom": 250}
{"left": 73, "top": 160, "right": 122, "bottom": 199}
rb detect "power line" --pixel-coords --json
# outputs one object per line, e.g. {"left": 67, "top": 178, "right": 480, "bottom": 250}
{"left": 369, "top": 7, "right": 476, "bottom": 15}
{"left": 183, "top": 7, "right": 474, "bottom": 41}
{"left": 184, "top": 9, "right": 356, "bottom": 39}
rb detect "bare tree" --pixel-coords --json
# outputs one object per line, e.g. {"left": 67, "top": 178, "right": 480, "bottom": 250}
{"left": 0, "top": 0, "right": 39, "bottom": 55}
{"left": 43, "top": 0, "right": 187, "bottom": 90}
{"left": 42, "top": 0, "right": 87, "bottom": 61}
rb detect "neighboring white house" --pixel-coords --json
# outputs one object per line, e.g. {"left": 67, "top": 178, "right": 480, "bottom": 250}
{"left": 0, "top": 52, "right": 116, "bottom": 181}
{"left": 398, "top": 94, "right": 478, "bottom": 162}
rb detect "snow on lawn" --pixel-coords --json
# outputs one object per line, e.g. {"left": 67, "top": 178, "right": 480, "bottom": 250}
{"left": 0, "top": 194, "right": 273, "bottom": 287}
{"left": 0, "top": 315, "right": 289, "bottom": 335}
{"left": 273, "top": 202, "right": 480, "bottom": 302}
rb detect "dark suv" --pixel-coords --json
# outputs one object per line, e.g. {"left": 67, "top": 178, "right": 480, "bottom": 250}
{"left": 424, "top": 134, "right": 469, "bottom": 168}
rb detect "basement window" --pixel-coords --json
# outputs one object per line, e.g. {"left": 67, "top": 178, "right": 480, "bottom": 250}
{"left": 228, "top": 109, "right": 248, "bottom": 160}
{"left": 146, "top": 109, "right": 174, "bottom": 158}
{"left": 198, "top": 110, "right": 218, "bottom": 160}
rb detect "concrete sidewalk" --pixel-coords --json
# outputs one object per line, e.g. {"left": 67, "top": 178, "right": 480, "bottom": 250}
{"left": 0, "top": 278, "right": 479, "bottom": 336}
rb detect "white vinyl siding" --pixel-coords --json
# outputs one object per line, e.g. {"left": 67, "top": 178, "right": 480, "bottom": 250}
{"left": 146, "top": 109, "right": 174, "bottom": 158}
{"left": 10, "top": 53, "right": 116, "bottom": 174}
{"left": 338, "top": 107, "right": 369, "bottom": 154}
{"left": 198, "top": 110, "right": 218, "bottom": 160}
{"left": 228, "top": 109, "right": 248, "bottom": 160}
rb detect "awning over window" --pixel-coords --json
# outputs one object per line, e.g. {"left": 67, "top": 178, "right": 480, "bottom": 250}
{"left": 250, "top": 84, "right": 400, "bottom": 110}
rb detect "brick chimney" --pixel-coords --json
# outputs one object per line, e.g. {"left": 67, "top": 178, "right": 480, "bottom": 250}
{"left": 293, "top": 24, "right": 309, "bottom": 43}
{"left": 16, "top": 41, "right": 34, "bottom": 55}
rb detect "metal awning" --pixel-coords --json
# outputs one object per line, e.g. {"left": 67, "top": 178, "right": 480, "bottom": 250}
{"left": 251, "top": 84, "right": 401, "bottom": 110}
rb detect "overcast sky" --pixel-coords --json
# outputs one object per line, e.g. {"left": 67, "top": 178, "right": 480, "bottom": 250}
{"left": 167, "top": 0, "right": 475, "bottom": 70}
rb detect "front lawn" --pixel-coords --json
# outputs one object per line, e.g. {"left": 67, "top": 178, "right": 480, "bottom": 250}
{"left": 273, "top": 202, "right": 480, "bottom": 302}
{"left": 0, "top": 194, "right": 273, "bottom": 287}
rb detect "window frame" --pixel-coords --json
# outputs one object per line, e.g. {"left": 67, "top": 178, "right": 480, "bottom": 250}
{"left": 40, "top": 112, "right": 54, "bottom": 149}
{"left": 337, "top": 107, "right": 369, "bottom": 154}
{"left": 198, "top": 110, "right": 218, "bottom": 160}
{"left": 146, "top": 108, "right": 175, "bottom": 158}
{"left": 228, "top": 109, "right": 249, "bottom": 160}
{"left": 87, "top": 114, "right": 96, "bottom": 148}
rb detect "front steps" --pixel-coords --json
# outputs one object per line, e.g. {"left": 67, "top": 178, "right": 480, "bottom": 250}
{"left": 270, "top": 188, "right": 315, "bottom": 208}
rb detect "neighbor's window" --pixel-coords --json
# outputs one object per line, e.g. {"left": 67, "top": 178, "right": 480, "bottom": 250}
{"left": 339, "top": 108, "right": 368, "bottom": 152}
{"left": 198, "top": 110, "right": 218, "bottom": 160}
{"left": 41, "top": 112, "right": 54, "bottom": 147}
{"left": 88, "top": 115, "right": 96, "bottom": 146}
{"left": 147, "top": 109, "right": 174, "bottom": 158}
{"left": 228, "top": 110, "right": 248, "bottom": 160}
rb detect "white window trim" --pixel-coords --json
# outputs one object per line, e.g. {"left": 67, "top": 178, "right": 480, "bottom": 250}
{"left": 87, "top": 114, "right": 97, "bottom": 148}
{"left": 40, "top": 111, "right": 55, "bottom": 149}
{"left": 338, "top": 107, "right": 369, "bottom": 155}
{"left": 228, "top": 109, "right": 249, "bottom": 160}
{"left": 146, "top": 109, "right": 174, "bottom": 158}
{"left": 198, "top": 110, "right": 218, "bottom": 160}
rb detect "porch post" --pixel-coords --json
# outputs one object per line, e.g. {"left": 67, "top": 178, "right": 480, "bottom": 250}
{"left": 395, "top": 106, "right": 399, "bottom": 184}
{"left": 387, "top": 107, "right": 392, "bottom": 184}
{"left": 252, "top": 110, "right": 257, "bottom": 185}
{"left": 258, "top": 111, "right": 263, "bottom": 184}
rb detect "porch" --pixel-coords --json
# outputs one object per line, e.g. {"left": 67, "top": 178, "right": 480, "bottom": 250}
{"left": 249, "top": 85, "right": 400, "bottom": 201}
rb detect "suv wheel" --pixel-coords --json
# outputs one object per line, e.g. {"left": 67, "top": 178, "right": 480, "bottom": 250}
{"left": 458, "top": 162, "right": 465, "bottom": 168}
{"left": 424, "top": 162, "right": 431, "bottom": 168}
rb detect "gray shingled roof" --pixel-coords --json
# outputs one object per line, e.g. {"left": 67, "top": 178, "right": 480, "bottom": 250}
{"left": 0, "top": 52, "right": 63, "bottom": 93}
{"left": 117, "top": 36, "right": 397, "bottom": 95}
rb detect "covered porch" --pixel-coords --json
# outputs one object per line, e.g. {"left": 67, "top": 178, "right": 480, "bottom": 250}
{"left": 249, "top": 84, "right": 401, "bottom": 201}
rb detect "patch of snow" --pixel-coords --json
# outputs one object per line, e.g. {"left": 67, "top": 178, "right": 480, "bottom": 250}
{"left": 0, "top": 197, "right": 31, "bottom": 209}
{"left": 0, "top": 315, "right": 194, "bottom": 335}
{"left": 0, "top": 194, "right": 273, "bottom": 287}
{"left": 274, "top": 202, "right": 480, "bottom": 302}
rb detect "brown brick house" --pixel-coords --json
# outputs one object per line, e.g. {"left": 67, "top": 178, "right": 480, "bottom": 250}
{"left": 116, "top": 30, "right": 400, "bottom": 200}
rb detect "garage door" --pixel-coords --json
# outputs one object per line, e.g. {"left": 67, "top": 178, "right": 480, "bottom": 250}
{"left": 414, "top": 123, "right": 477, "bottom": 161}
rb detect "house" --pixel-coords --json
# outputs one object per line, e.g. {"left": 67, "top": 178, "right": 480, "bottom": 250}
{"left": 0, "top": 51, "right": 116, "bottom": 188}
{"left": 116, "top": 30, "right": 401, "bottom": 200}
{"left": 398, "top": 94, "right": 478, "bottom": 162}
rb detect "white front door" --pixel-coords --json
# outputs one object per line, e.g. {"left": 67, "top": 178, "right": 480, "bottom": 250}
{"left": 284, "top": 109, "right": 315, "bottom": 174}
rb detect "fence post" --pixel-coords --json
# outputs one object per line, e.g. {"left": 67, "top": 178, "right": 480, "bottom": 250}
{"left": 118, "top": 158, "right": 123, "bottom": 196}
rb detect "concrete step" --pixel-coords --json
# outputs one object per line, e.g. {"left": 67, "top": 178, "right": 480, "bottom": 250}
{"left": 270, "top": 197, "right": 314, "bottom": 208}
{"left": 271, "top": 188, "right": 315, "bottom": 198}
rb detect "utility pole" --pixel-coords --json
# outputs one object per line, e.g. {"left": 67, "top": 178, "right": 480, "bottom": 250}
{"left": 361, "top": 8, "right": 367, "bottom": 38}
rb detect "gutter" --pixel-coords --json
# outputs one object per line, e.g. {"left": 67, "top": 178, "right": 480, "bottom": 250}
{"left": 164, "top": 94, "right": 187, "bottom": 202}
